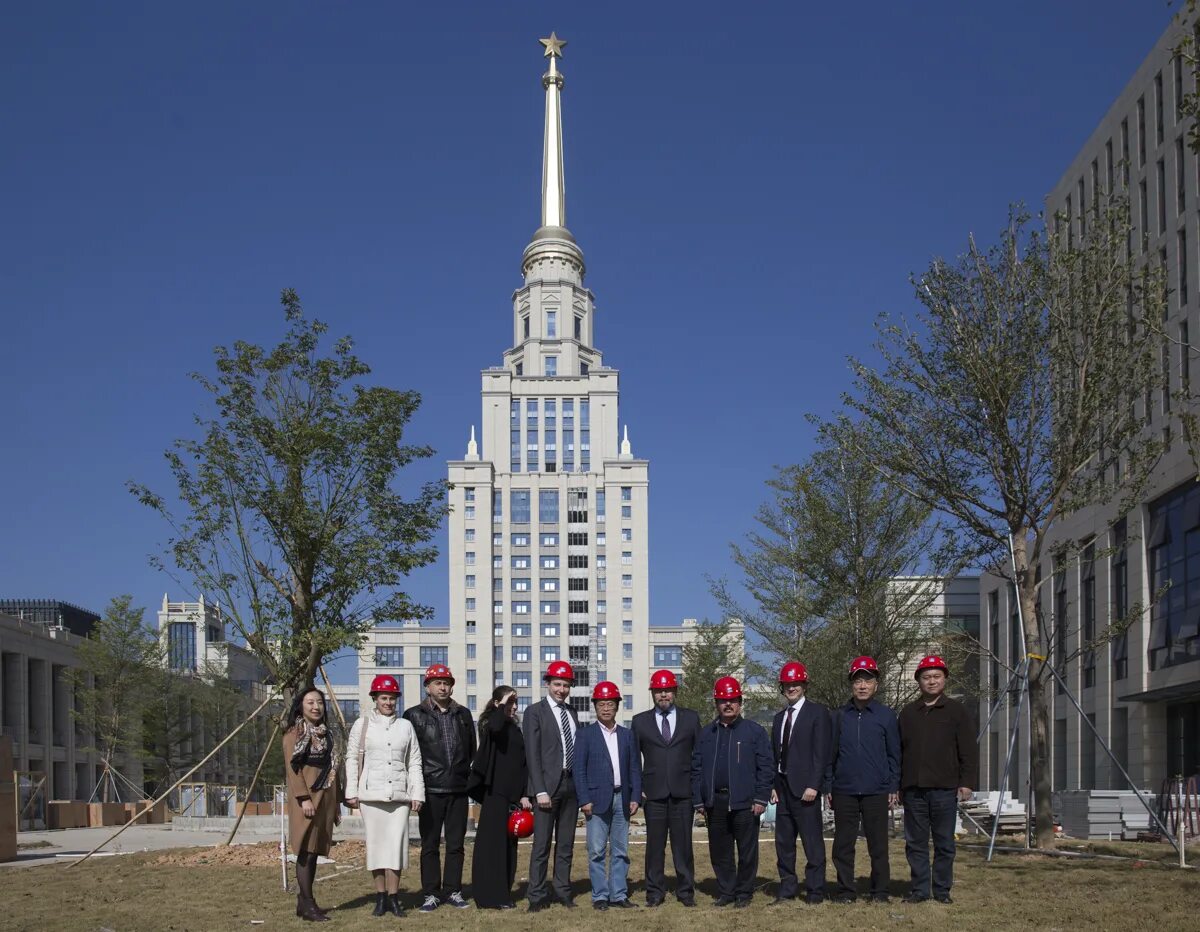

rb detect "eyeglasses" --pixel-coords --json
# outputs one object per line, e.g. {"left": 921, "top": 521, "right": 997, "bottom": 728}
{"left": 716, "top": 699, "right": 741, "bottom": 705}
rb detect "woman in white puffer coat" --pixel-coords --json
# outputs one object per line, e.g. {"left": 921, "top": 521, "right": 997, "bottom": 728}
{"left": 345, "top": 674, "right": 425, "bottom": 917}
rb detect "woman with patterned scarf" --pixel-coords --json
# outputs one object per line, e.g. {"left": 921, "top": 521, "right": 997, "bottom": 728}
{"left": 283, "top": 687, "right": 343, "bottom": 922}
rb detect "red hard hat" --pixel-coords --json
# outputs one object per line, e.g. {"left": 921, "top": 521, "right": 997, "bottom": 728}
{"left": 544, "top": 660, "right": 575, "bottom": 683}
{"left": 849, "top": 656, "right": 879, "bottom": 678}
{"left": 369, "top": 674, "right": 400, "bottom": 695}
{"left": 592, "top": 681, "right": 622, "bottom": 701}
{"left": 713, "top": 676, "right": 742, "bottom": 700}
{"left": 424, "top": 663, "right": 455, "bottom": 685}
{"left": 915, "top": 654, "right": 949, "bottom": 679}
{"left": 649, "top": 669, "right": 679, "bottom": 690}
{"left": 507, "top": 809, "right": 534, "bottom": 838}
{"left": 779, "top": 661, "right": 808, "bottom": 684}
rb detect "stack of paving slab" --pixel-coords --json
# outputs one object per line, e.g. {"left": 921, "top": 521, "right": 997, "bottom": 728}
{"left": 1058, "top": 790, "right": 1151, "bottom": 839}
{"left": 961, "top": 791, "right": 1027, "bottom": 835}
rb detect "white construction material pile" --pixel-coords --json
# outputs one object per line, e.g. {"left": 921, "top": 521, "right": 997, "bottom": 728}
{"left": 1057, "top": 790, "right": 1153, "bottom": 840}
{"left": 961, "top": 791, "right": 1027, "bottom": 835}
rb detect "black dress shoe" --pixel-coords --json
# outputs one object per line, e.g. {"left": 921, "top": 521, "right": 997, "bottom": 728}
{"left": 592, "top": 901, "right": 609, "bottom": 911}
{"left": 388, "top": 894, "right": 407, "bottom": 917}
{"left": 528, "top": 901, "right": 550, "bottom": 913}
{"left": 714, "top": 895, "right": 736, "bottom": 907}
{"left": 903, "top": 894, "right": 929, "bottom": 904}
{"left": 679, "top": 899, "right": 696, "bottom": 907}
{"left": 559, "top": 899, "right": 578, "bottom": 909}
{"left": 771, "top": 894, "right": 796, "bottom": 905}
{"left": 934, "top": 894, "right": 953, "bottom": 904}
{"left": 645, "top": 898, "right": 664, "bottom": 907}
{"left": 371, "top": 892, "right": 390, "bottom": 917}
{"left": 610, "top": 899, "right": 638, "bottom": 908}
{"left": 734, "top": 899, "right": 752, "bottom": 909}
{"left": 805, "top": 894, "right": 826, "bottom": 905}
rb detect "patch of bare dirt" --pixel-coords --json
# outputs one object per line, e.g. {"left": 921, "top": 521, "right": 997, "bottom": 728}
{"left": 153, "top": 839, "right": 366, "bottom": 868}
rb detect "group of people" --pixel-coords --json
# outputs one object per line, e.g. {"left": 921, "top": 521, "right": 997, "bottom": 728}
{"left": 280, "top": 650, "right": 977, "bottom": 920}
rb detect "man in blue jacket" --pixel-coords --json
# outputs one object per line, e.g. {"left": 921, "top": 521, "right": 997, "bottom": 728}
{"left": 825, "top": 656, "right": 900, "bottom": 904}
{"left": 574, "top": 681, "right": 642, "bottom": 911}
{"left": 691, "top": 676, "right": 774, "bottom": 908}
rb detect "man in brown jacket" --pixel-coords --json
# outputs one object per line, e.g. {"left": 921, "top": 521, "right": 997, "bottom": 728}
{"left": 897, "top": 655, "right": 977, "bottom": 905}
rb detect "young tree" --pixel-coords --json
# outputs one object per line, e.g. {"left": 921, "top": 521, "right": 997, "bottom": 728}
{"left": 844, "top": 200, "right": 1164, "bottom": 846}
{"left": 711, "top": 418, "right": 954, "bottom": 710}
{"left": 69, "top": 595, "right": 160, "bottom": 801}
{"left": 676, "top": 619, "right": 746, "bottom": 718}
{"left": 131, "top": 291, "right": 447, "bottom": 695}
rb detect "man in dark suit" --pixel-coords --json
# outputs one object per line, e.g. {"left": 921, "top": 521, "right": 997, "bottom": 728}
{"left": 631, "top": 669, "right": 701, "bottom": 907}
{"left": 771, "top": 661, "right": 832, "bottom": 904}
{"left": 574, "top": 681, "right": 642, "bottom": 910}
{"left": 524, "top": 660, "right": 581, "bottom": 911}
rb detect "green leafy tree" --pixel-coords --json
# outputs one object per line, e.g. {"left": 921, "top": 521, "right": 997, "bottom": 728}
{"left": 676, "top": 619, "right": 746, "bottom": 719}
{"left": 131, "top": 291, "right": 446, "bottom": 695}
{"left": 69, "top": 596, "right": 161, "bottom": 801}
{"left": 844, "top": 200, "right": 1164, "bottom": 846}
{"left": 711, "top": 418, "right": 954, "bottom": 710}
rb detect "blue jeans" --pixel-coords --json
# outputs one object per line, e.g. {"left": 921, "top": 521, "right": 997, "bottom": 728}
{"left": 902, "top": 787, "right": 957, "bottom": 898}
{"left": 585, "top": 791, "right": 630, "bottom": 902}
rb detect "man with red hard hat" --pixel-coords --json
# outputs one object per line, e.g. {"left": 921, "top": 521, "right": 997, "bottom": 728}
{"left": 631, "top": 669, "right": 702, "bottom": 907}
{"left": 523, "top": 659, "right": 581, "bottom": 911}
{"left": 898, "top": 654, "right": 977, "bottom": 905}
{"left": 769, "top": 661, "right": 832, "bottom": 904}
{"left": 573, "top": 682, "right": 642, "bottom": 910}
{"left": 691, "top": 676, "right": 773, "bottom": 908}
{"left": 403, "top": 663, "right": 476, "bottom": 912}
{"left": 825, "top": 656, "right": 900, "bottom": 904}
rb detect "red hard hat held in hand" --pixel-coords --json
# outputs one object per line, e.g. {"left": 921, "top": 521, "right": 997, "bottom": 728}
{"left": 424, "top": 663, "right": 455, "bottom": 684}
{"left": 544, "top": 660, "right": 575, "bottom": 682}
{"left": 849, "top": 656, "right": 879, "bottom": 678}
{"left": 915, "top": 654, "right": 949, "bottom": 679}
{"left": 369, "top": 674, "right": 400, "bottom": 695}
{"left": 649, "top": 669, "right": 678, "bottom": 690}
{"left": 507, "top": 809, "right": 534, "bottom": 838}
{"left": 779, "top": 661, "right": 808, "bottom": 684}
{"left": 713, "top": 676, "right": 742, "bottom": 700}
{"left": 592, "top": 681, "right": 622, "bottom": 701}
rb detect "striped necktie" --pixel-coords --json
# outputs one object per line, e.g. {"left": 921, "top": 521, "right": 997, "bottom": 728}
{"left": 558, "top": 704, "right": 574, "bottom": 769}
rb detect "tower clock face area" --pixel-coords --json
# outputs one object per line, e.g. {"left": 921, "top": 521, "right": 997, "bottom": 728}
{"left": 445, "top": 35, "right": 650, "bottom": 723}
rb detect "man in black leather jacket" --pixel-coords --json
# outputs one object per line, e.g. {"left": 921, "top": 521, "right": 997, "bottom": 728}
{"left": 403, "top": 663, "right": 477, "bottom": 912}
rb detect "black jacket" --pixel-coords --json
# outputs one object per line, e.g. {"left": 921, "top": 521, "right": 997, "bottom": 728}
{"left": 691, "top": 716, "right": 774, "bottom": 811}
{"left": 897, "top": 694, "right": 978, "bottom": 791}
{"left": 631, "top": 705, "right": 702, "bottom": 800}
{"left": 403, "top": 700, "right": 477, "bottom": 794}
{"left": 771, "top": 699, "right": 832, "bottom": 797}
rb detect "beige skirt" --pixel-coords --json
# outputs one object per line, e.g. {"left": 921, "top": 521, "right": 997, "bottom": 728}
{"left": 360, "top": 800, "right": 410, "bottom": 871}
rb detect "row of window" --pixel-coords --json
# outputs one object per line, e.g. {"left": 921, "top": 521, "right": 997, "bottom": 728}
{"left": 519, "top": 310, "right": 586, "bottom": 342}
{"left": 465, "top": 596, "right": 637, "bottom": 614}
{"left": 374, "top": 646, "right": 449, "bottom": 668}
{"left": 464, "top": 567, "right": 635, "bottom": 591}
{"left": 482, "top": 485, "right": 633, "bottom": 522}
{"left": 463, "top": 529, "right": 611, "bottom": 547}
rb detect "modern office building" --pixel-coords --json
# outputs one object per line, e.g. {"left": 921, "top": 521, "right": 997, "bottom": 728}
{"left": 444, "top": 35, "right": 651, "bottom": 724}
{"left": 981, "top": 14, "right": 1200, "bottom": 793}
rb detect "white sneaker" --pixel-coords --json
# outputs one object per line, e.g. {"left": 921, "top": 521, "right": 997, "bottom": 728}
{"left": 419, "top": 895, "right": 440, "bottom": 912}
{"left": 446, "top": 892, "right": 470, "bottom": 909}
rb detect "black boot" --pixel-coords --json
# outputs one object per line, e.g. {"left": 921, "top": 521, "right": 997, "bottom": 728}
{"left": 297, "top": 894, "right": 330, "bottom": 922}
{"left": 372, "top": 892, "right": 391, "bottom": 917}
{"left": 389, "top": 893, "right": 407, "bottom": 917}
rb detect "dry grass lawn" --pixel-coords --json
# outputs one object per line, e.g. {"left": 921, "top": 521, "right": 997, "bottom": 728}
{"left": 1, "top": 835, "right": 1197, "bottom": 931}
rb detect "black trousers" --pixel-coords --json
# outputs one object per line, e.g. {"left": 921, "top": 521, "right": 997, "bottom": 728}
{"left": 528, "top": 771, "right": 579, "bottom": 905}
{"left": 643, "top": 795, "right": 695, "bottom": 903}
{"left": 773, "top": 773, "right": 826, "bottom": 898}
{"left": 471, "top": 793, "right": 519, "bottom": 908}
{"left": 705, "top": 790, "right": 760, "bottom": 902}
{"left": 418, "top": 791, "right": 468, "bottom": 898}
{"left": 831, "top": 792, "right": 890, "bottom": 898}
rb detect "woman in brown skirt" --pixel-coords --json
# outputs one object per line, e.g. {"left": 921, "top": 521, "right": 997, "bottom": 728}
{"left": 283, "top": 687, "right": 342, "bottom": 922}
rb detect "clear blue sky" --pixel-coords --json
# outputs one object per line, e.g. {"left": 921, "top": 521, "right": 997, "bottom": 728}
{"left": 0, "top": 2, "right": 1180, "bottom": 683}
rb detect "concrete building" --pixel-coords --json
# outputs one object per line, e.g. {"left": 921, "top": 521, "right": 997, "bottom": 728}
{"left": 443, "top": 36, "right": 651, "bottom": 725}
{"left": 981, "top": 15, "right": 1200, "bottom": 793}
{"left": 0, "top": 603, "right": 103, "bottom": 806}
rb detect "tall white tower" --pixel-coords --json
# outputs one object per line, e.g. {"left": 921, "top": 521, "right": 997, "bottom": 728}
{"left": 446, "top": 34, "right": 651, "bottom": 723}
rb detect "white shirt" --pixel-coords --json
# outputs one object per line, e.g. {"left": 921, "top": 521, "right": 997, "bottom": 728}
{"left": 544, "top": 694, "right": 577, "bottom": 772}
{"left": 599, "top": 721, "right": 622, "bottom": 786}
{"left": 778, "top": 697, "right": 805, "bottom": 773}
{"left": 656, "top": 706, "right": 677, "bottom": 740}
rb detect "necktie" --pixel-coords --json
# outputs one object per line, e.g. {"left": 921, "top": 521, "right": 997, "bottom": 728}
{"left": 781, "top": 706, "right": 794, "bottom": 767}
{"left": 661, "top": 711, "right": 672, "bottom": 742}
{"left": 559, "top": 704, "right": 574, "bottom": 769}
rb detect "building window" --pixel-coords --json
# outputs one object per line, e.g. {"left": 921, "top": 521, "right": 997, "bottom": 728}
{"left": 568, "top": 578, "right": 589, "bottom": 591}
{"left": 493, "top": 600, "right": 503, "bottom": 614}
{"left": 1158, "top": 158, "right": 1167, "bottom": 234}
{"left": 596, "top": 489, "right": 606, "bottom": 521}
{"left": 568, "top": 531, "right": 588, "bottom": 546}
{"left": 168, "top": 622, "right": 197, "bottom": 672}
{"left": 514, "top": 671, "right": 532, "bottom": 688}
{"left": 569, "top": 646, "right": 590, "bottom": 663}
{"left": 420, "top": 646, "right": 448, "bottom": 666}
{"left": 339, "top": 699, "right": 361, "bottom": 720}
{"left": 522, "top": 315, "right": 530, "bottom": 339}
{"left": 569, "top": 622, "right": 589, "bottom": 636}
{"left": 542, "top": 533, "right": 558, "bottom": 547}
{"left": 546, "top": 309, "right": 557, "bottom": 337}
{"left": 467, "top": 695, "right": 477, "bottom": 711}
{"left": 511, "top": 490, "right": 531, "bottom": 524}
{"left": 513, "top": 601, "right": 531, "bottom": 615}
{"left": 466, "top": 669, "right": 477, "bottom": 685}
{"left": 541, "top": 555, "right": 559, "bottom": 570}
{"left": 621, "top": 505, "right": 632, "bottom": 519}
{"left": 623, "top": 669, "right": 633, "bottom": 686}
{"left": 512, "top": 623, "right": 530, "bottom": 637}
{"left": 597, "top": 576, "right": 607, "bottom": 591}
{"left": 597, "top": 600, "right": 606, "bottom": 614}
{"left": 596, "top": 532, "right": 606, "bottom": 546}
{"left": 621, "top": 551, "right": 633, "bottom": 566}
{"left": 512, "top": 533, "right": 530, "bottom": 547}
{"left": 466, "top": 575, "right": 475, "bottom": 589}
{"left": 539, "top": 489, "right": 559, "bottom": 523}
{"left": 542, "top": 623, "right": 559, "bottom": 637}
{"left": 545, "top": 356, "right": 557, "bottom": 377}
{"left": 1155, "top": 70, "right": 1164, "bottom": 145}
{"left": 465, "top": 597, "right": 476, "bottom": 611}
{"left": 623, "top": 643, "right": 633, "bottom": 660}
{"left": 622, "top": 597, "right": 632, "bottom": 611}
{"left": 540, "top": 601, "right": 560, "bottom": 615}
{"left": 1138, "top": 95, "right": 1146, "bottom": 167}
{"left": 493, "top": 532, "right": 502, "bottom": 546}
{"left": 376, "top": 646, "right": 404, "bottom": 667}
{"left": 1178, "top": 137, "right": 1187, "bottom": 216}
{"left": 567, "top": 554, "right": 589, "bottom": 569}
{"left": 465, "top": 528, "right": 475, "bottom": 543}
{"left": 988, "top": 590, "right": 1000, "bottom": 692}
{"left": 1081, "top": 543, "right": 1096, "bottom": 689}
{"left": 513, "top": 578, "right": 531, "bottom": 592}
{"left": 542, "top": 645, "right": 560, "bottom": 662}
{"left": 1148, "top": 481, "right": 1200, "bottom": 669}
{"left": 464, "top": 551, "right": 475, "bottom": 566}
{"left": 568, "top": 600, "right": 589, "bottom": 614}
{"left": 466, "top": 643, "right": 476, "bottom": 659}
{"left": 1180, "top": 227, "right": 1189, "bottom": 307}
{"left": 575, "top": 316, "right": 582, "bottom": 340}
{"left": 512, "top": 555, "right": 531, "bottom": 570}
{"left": 1139, "top": 179, "right": 1148, "bottom": 252}
{"left": 622, "top": 575, "right": 632, "bottom": 588}
{"left": 512, "top": 646, "right": 531, "bottom": 663}
{"left": 464, "top": 505, "right": 475, "bottom": 520}
{"left": 621, "top": 528, "right": 632, "bottom": 542}
{"left": 542, "top": 579, "right": 559, "bottom": 592}
{"left": 494, "top": 646, "right": 503, "bottom": 663}
{"left": 493, "top": 578, "right": 503, "bottom": 592}
{"left": 654, "top": 646, "right": 683, "bottom": 666}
